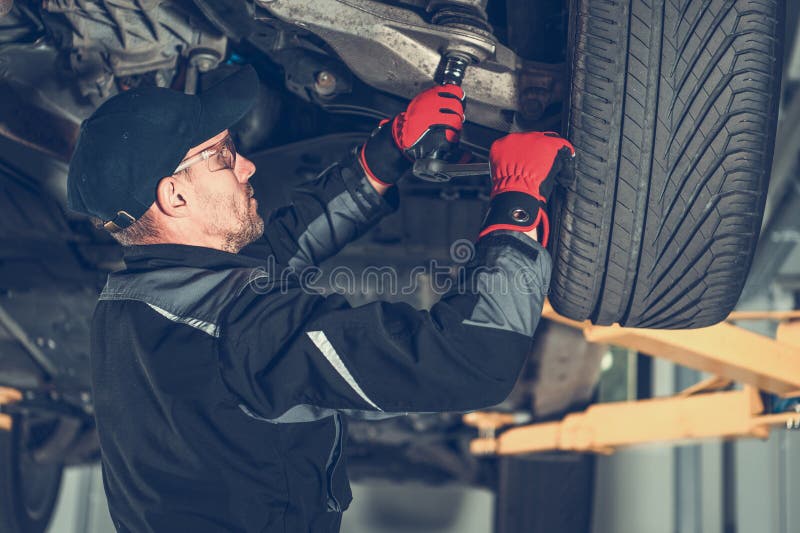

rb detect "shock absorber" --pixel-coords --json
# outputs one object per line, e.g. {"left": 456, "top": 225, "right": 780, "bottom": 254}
{"left": 412, "top": 1, "right": 495, "bottom": 181}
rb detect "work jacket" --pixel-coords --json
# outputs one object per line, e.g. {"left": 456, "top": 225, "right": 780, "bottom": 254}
{"left": 90, "top": 154, "right": 552, "bottom": 532}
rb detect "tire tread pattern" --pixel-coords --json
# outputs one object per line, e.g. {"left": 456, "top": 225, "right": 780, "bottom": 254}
{"left": 550, "top": 0, "right": 783, "bottom": 329}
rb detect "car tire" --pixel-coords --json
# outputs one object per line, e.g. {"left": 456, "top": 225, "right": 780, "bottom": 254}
{"left": 0, "top": 415, "right": 64, "bottom": 533}
{"left": 549, "top": 0, "right": 784, "bottom": 328}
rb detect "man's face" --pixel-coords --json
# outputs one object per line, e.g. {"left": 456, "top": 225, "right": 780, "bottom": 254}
{"left": 180, "top": 130, "right": 264, "bottom": 252}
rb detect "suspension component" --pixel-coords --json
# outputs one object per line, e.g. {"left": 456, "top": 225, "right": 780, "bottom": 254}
{"left": 438, "top": 54, "right": 471, "bottom": 86}
{"left": 411, "top": 1, "right": 496, "bottom": 182}
{"left": 427, "top": 0, "right": 493, "bottom": 85}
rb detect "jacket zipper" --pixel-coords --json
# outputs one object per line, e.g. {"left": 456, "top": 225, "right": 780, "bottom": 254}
{"left": 325, "top": 412, "right": 344, "bottom": 512}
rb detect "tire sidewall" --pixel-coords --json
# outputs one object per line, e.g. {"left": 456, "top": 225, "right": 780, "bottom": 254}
{"left": 0, "top": 415, "right": 64, "bottom": 533}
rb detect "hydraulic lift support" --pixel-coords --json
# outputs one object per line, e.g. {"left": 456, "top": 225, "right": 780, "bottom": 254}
{"left": 0, "top": 386, "right": 22, "bottom": 431}
{"left": 464, "top": 304, "right": 800, "bottom": 455}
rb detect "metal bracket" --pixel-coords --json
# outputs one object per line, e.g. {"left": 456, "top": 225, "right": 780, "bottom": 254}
{"left": 255, "top": 0, "right": 564, "bottom": 130}
{"left": 0, "top": 302, "right": 58, "bottom": 379}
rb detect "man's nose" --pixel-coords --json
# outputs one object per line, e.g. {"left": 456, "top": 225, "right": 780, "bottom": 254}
{"left": 236, "top": 154, "right": 256, "bottom": 182}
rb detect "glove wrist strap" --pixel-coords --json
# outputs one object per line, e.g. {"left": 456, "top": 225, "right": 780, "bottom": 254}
{"left": 479, "top": 191, "right": 550, "bottom": 246}
{"left": 361, "top": 121, "right": 411, "bottom": 186}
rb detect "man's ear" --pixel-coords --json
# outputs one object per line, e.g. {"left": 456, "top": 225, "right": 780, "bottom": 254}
{"left": 154, "top": 175, "right": 191, "bottom": 218}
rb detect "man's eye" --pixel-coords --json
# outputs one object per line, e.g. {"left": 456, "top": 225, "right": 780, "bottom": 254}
{"left": 214, "top": 149, "right": 229, "bottom": 164}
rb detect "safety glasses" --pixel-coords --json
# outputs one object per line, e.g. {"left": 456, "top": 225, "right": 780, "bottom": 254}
{"left": 174, "top": 135, "right": 237, "bottom": 174}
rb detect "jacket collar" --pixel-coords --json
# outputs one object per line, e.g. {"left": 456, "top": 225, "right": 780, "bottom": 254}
{"left": 121, "top": 243, "right": 267, "bottom": 273}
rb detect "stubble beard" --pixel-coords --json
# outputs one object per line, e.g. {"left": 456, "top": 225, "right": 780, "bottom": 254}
{"left": 207, "top": 190, "right": 265, "bottom": 254}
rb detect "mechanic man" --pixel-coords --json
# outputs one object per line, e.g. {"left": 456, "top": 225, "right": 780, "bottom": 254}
{"left": 67, "top": 66, "right": 574, "bottom": 532}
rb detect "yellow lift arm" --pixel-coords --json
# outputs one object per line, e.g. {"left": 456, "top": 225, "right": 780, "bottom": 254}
{"left": 0, "top": 386, "right": 22, "bottom": 431}
{"left": 464, "top": 303, "right": 800, "bottom": 456}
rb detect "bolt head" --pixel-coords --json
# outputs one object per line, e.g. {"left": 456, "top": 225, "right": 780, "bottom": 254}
{"left": 196, "top": 59, "right": 214, "bottom": 73}
{"left": 190, "top": 52, "right": 219, "bottom": 73}
{"left": 520, "top": 99, "right": 544, "bottom": 121}
{"left": 314, "top": 71, "right": 337, "bottom": 96}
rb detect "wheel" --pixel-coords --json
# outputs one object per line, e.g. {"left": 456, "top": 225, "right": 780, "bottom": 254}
{"left": 0, "top": 415, "right": 64, "bottom": 533}
{"left": 549, "top": 0, "right": 784, "bottom": 328}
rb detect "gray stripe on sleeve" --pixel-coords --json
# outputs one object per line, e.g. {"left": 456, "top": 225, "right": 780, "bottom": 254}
{"left": 462, "top": 236, "right": 552, "bottom": 337}
{"left": 288, "top": 191, "right": 366, "bottom": 270}
{"left": 307, "top": 330, "right": 382, "bottom": 411}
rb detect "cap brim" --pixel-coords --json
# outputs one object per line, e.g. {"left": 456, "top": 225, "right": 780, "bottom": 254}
{"left": 193, "top": 65, "right": 259, "bottom": 145}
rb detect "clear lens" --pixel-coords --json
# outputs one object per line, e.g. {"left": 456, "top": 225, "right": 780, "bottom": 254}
{"left": 207, "top": 136, "right": 236, "bottom": 172}
{"left": 174, "top": 135, "right": 238, "bottom": 174}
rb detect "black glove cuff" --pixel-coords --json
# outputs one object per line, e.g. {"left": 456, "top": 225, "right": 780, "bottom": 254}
{"left": 362, "top": 121, "right": 412, "bottom": 185}
{"left": 480, "top": 192, "right": 545, "bottom": 234}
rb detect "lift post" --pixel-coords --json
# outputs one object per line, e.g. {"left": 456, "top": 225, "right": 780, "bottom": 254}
{"left": 465, "top": 304, "right": 800, "bottom": 456}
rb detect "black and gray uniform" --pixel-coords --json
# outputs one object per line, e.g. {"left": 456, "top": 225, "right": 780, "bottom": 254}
{"left": 90, "top": 154, "right": 552, "bottom": 532}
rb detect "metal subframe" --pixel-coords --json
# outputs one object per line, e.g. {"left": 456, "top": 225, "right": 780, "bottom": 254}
{"left": 254, "top": 0, "right": 565, "bottom": 130}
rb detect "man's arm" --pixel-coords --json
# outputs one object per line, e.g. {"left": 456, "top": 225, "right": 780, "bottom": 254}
{"left": 219, "top": 230, "right": 550, "bottom": 418}
{"left": 246, "top": 85, "right": 466, "bottom": 271}
{"left": 255, "top": 155, "right": 399, "bottom": 272}
{"left": 218, "top": 132, "right": 575, "bottom": 420}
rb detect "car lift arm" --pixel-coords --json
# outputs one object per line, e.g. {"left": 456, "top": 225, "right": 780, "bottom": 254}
{"left": 0, "top": 386, "right": 22, "bottom": 431}
{"left": 464, "top": 303, "right": 800, "bottom": 456}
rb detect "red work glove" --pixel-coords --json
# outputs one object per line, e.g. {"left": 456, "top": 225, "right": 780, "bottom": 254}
{"left": 478, "top": 132, "right": 576, "bottom": 247}
{"left": 360, "top": 85, "right": 466, "bottom": 186}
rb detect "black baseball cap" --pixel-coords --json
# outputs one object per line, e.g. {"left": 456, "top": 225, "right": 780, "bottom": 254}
{"left": 67, "top": 65, "right": 259, "bottom": 231}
